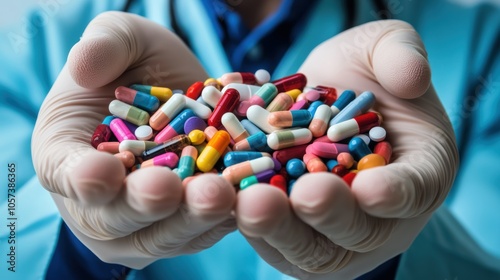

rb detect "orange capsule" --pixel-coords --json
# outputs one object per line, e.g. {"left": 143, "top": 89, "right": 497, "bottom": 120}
{"left": 114, "top": 151, "right": 136, "bottom": 168}
{"left": 357, "top": 154, "right": 386, "bottom": 171}
{"left": 97, "top": 142, "right": 120, "bottom": 154}
{"left": 303, "top": 153, "right": 328, "bottom": 173}
{"left": 337, "top": 152, "right": 355, "bottom": 169}
{"left": 196, "top": 130, "right": 231, "bottom": 172}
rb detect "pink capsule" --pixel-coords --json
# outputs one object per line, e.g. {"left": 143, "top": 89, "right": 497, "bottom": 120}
{"left": 303, "top": 153, "right": 328, "bottom": 173}
{"left": 305, "top": 142, "right": 349, "bottom": 159}
{"left": 141, "top": 152, "right": 179, "bottom": 168}
{"left": 110, "top": 118, "right": 137, "bottom": 142}
{"left": 219, "top": 72, "right": 257, "bottom": 86}
{"left": 289, "top": 99, "right": 309, "bottom": 110}
{"left": 337, "top": 152, "right": 355, "bottom": 169}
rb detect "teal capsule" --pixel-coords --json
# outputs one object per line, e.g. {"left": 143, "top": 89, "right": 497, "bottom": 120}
{"left": 223, "top": 151, "right": 270, "bottom": 167}
{"left": 176, "top": 146, "right": 198, "bottom": 180}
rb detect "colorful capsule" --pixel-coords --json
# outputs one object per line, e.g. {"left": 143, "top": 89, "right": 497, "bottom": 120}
{"left": 155, "top": 109, "right": 196, "bottom": 143}
{"left": 314, "top": 85, "right": 338, "bottom": 106}
{"left": 305, "top": 142, "right": 349, "bottom": 159}
{"left": 267, "top": 128, "right": 313, "bottom": 150}
{"left": 119, "top": 140, "right": 157, "bottom": 156}
{"left": 289, "top": 99, "right": 309, "bottom": 110}
{"left": 286, "top": 158, "right": 306, "bottom": 178}
{"left": 327, "top": 112, "right": 381, "bottom": 142}
{"left": 223, "top": 151, "right": 270, "bottom": 167}
{"left": 220, "top": 72, "right": 257, "bottom": 86}
{"left": 246, "top": 105, "right": 279, "bottom": 133}
{"left": 240, "top": 169, "right": 275, "bottom": 190}
{"left": 303, "top": 90, "right": 321, "bottom": 102}
{"left": 97, "top": 142, "right": 120, "bottom": 154}
{"left": 330, "top": 90, "right": 356, "bottom": 116}
{"left": 269, "top": 174, "right": 287, "bottom": 193}
{"left": 373, "top": 141, "right": 392, "bottom": 164}
{"left": 176, "top": 146, "right": 198, "bottom": 180}
{"left": 309, "top": 104, "right": 332, "bottom": 138}
{"left": 141, "top": 152, "right": 179, "bottom": 169}
{"left": 222, "top": 157, "right": 275, "bottom": 185}
{"left": 208, "top": 88, "right": 240, "bottom": 128}
{"left": 330, "top": 91, "right": 375, "bottom": 126}
{"left": 233, "top": 131, "right": 269, "bottom": 151}
{"left": 185, "top": 81, "right": 204, "bottom": 100}
{"left": 369, "top": 126, "right": 386, "bottom": 142}
{"left": 188, "top": 129, "right": 206, "bottom": 145}
{"left": 273, "top": 144, "right": 308, "bottom": 165}
{"left": 110, "top": 118, "right": 137, "bottom": 142}
{"left": 337, "top": 152, "right": 355, "bottom": 169}
{"left": 267, "top": 110, "right": 312, "bottom": 128}
{"left": 236, "top": 83, "right": 278, "bottom": 116}
{"left": 221, "top": 83, "right": 261, "bottom": 101}
{"left": 135, "top": 125, "right": 153, "bottom": 141}
{"left": 115, "top": 86, "right": 159, "bottom": 112}
{"left": 343, "top": 172, "right": 357, "bottom": 187}
{"left": 307, "top": 101, "right": 323, "bottom": 116}
{"left": 142, "top": 134, "right": 191, "bottom": 160}
{"left": 303, "top": 153, "right": 328, "bottom": 173}
{"left": 221, "top": 112, "right": 250, "bottom": 143}
{"left": 196, "top": 130, "right": 231, "bottom": 172}
{"left": 348, "top": 136, "right": 372, "bottom": 161}
{"left": 266, "top": 89, "right": 301, "bottom": 112}
{"left": 149, "top": 94, "right": 186, "bottom": 130}
{"left": 108, "top": 100, "right": 150, "bottom": 126}
{"left": 129, "top": 84, "right": 172, "bottom": 102}
{"left": 91, "top": 116, "right": 114, "bottom": 148}
{"left": 240, "top": 119, "right": 263, "bottom": 135}
{"left": 326, "top": 159, "right": 339, "bottom": 171}
{"left": 184, "top": 95, "right": 212, "bottom": 119}
{"left": 114, "top": 151, "right": 136, "bottom": 168}
{"left": 184, "top": 116, "right": 208, "bottom": 135}
{"left": 272, "top": 73, "right": 307, "bottom": 92}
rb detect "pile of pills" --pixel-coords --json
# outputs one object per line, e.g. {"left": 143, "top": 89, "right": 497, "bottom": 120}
{"left": 91, "top": 70, "right": 392, "bottom": 194}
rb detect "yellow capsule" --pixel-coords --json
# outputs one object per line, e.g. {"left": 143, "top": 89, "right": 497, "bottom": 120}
{"left": 196, "top": 131, "right": 230, "bottom": 172}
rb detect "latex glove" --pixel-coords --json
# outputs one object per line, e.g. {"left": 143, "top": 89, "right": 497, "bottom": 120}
{"left": 32, "top": 12, "right": 236, "bottom": 269}
{"left": 236, "top": 20, "right": 459, "bottom": 279}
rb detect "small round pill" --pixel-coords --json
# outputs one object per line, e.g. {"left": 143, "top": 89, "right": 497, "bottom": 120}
{"left": 135, "top": 125, "right": 153, "bottom": 140}
{"left": 184, "top": 116, "right": 208, "bottom": 134}
{"left": 188, "top": 129, "right": 206, "bottom": 145}
{"left": 286, "top": 158, "right": 306, "bottom": 178}
{"left": 369, "top": 126, "right": 386, "bottom": 142}
{"left": 254, "top": 69, "right": 270, "bottom": 85}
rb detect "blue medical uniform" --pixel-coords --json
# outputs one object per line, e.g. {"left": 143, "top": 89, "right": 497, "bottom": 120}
{"left": 0, "top": 0, "right": 499, "bottom": 279}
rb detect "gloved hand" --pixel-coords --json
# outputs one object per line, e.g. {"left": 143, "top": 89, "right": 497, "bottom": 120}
{"left": 235, "top": 20, "right": 459, "bottom": 279}
{"left": 32, "top": 11, "right": 236, "bottom": 269}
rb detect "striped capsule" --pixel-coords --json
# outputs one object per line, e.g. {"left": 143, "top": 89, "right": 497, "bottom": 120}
{"left": 115, "top": 86, "right": 159, "bottom": 112}
{"left": 176, "top": 146, "right": 198, "bottom": 180}
{"left": 119, "top": 140, "right": 157, "bottom": 156}
{"left": 309, "top": 104, "right": 332, "bottom": 138}
{"left": 142, "top": 134, "right": 191, "bottom": 160}
{"left": 267, "top": 128, "right": 312, "bottom": 150}
{"left": 267, "top": 110, "right": 312, "bottom": 128}
{"left": 110, "top": 118, "right": 137, "bottom": 142}
{"left": 221, "top": 113, "right": 250, "bottom": 143}
{"left": 327, "top": 112, "right": 381, "bottom": 142}
{"left": 141, "top": 152, "right": 179, "bottom": 169}
{"left": 196, "top": 130, "right": 231, "bottom": 172}
{"left": 155, "top": 109, "right": 196, "bottom": 143}
{"left": 222, "top": 157, "right": 275, "bottom": 185}
{"left": 109, "top": 100, "right": 150, "bottom": 126}
{"left": 129, "top": 84, "right": 173, "bottom": 102}
{"left": 149, "top": 94, "right": 186, "bottom": 130}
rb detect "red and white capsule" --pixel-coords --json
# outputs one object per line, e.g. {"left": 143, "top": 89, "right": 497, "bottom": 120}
{"left": 327, "top": 112, "right": 381, "bottom": 142}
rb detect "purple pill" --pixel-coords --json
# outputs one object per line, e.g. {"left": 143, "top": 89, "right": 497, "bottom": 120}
{"left": 184, "top": 116, "right": 207, "bottom": 134}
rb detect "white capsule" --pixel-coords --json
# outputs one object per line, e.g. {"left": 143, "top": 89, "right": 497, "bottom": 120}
{"left": 246, "top": 105, "right": 279, "bottom": 133}
{"left": 267, "top": 128, "right": 313, "bottom": 150}
{"left": 184, "top": 95, "right": 212, "bottom": 119}
{"left": 221, "top": 83, "right": 261, "bottom": 101}
{"left": 221, "top": 112, "right": 250, "bottom": 143}
{"left": 308, "top": 104, "right": 332, "bottom": 138}
{"left": 119, "top": 140, "right": 157, "bottom": 156}
{"left": 327, "top": 119, "right": 362, "bottom": 142}
{"left": 201, "top": 85, "right": 222, "bottom": 108}
{"left": 149, "top": 94, "right": 185, "bottom": 130}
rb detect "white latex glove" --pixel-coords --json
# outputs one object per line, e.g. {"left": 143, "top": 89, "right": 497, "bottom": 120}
{"left": 32, "top": 12, "right": 236, "bottom": 269}
{"left": 236, "top": 20, "right": 459, "bottom": 279}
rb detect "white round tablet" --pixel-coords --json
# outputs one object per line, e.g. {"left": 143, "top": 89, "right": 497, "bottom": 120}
{"left": 369, "top": 126, "right": 386, "bottom": 142}
{"left": 135, "top": 125, "right": 153, "bottom": 140}
{"left": 254, "top": 69, "right": 271, "bottom": 85}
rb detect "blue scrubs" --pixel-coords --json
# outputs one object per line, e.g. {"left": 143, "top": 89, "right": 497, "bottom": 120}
{"left": 0, "top": 0, "right": 499, "bottom": 279}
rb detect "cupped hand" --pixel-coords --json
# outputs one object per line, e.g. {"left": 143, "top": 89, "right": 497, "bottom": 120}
{"left": 235, "top": 20, "right": 459, "bottom": 279}
{"left": 32, "top": 12, "right": 236, "bottom": 269}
